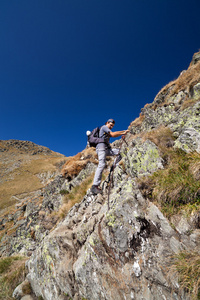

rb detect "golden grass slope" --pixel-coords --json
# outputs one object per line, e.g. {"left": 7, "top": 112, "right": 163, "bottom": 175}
{"left": 0, "top": 140, "right": 66, "bottom": 211}
{"left": 61, "top": 147, "right": 98, "bottom": 179}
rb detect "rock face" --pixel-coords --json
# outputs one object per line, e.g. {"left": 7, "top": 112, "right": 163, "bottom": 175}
{"left": 0, "top": 140, "right": 66, "bottom": 256}
{"left": 25, "top": 154, "right": 199, "bottom": 299}
{"left": 4, "top": 52, "right": 200, "bottom": 299}
{"left": 27, "top": 187, "right": 186, "bottom": 300}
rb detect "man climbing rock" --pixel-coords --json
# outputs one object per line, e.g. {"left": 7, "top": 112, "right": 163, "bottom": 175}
{"left": 91, "top": 118, "right": 129, "bottom": 195}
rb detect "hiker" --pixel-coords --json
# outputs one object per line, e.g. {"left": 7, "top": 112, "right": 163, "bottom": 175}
{"left": 91, "top": 118, "right": 129, "bottom": 195}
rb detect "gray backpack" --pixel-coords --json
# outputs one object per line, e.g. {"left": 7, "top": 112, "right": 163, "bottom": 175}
{"left": 87, "top": 127, "right": 105, "bottom": 147}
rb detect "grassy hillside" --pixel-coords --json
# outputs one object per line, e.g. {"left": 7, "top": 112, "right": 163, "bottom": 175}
{"left": 0, "top": 140, "right": 66, "bottom": 211}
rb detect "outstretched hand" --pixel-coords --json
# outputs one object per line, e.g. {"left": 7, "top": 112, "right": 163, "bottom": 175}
{"left": 123, "top": 130, "right": 130, "bottom": 135}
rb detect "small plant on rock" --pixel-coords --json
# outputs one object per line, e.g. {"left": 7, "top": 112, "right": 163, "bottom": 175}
{"left": 139, "top": 149, "right": 200, "bottom": 217}
{"left": 60, "top": 189, "right": 69, "bottom": 195}
{"left": 170, "top": 251, "right": 200, "bottom": 299}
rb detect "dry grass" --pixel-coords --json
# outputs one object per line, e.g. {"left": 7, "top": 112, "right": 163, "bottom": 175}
{"left": 22, "top": 156, "right": 66, "bottom": 174}
{"left": 129, "top": 113, "right": 145, "bottom": 128}
{"left": 141, "top": 126, "right": 175, "bottom": 152}
{"left": 173, "top": 61, "right": 200, "bottom": 94}
{"left": 169, "top": 251, "right": 200, "bottom": 299}
{"left": 61, "top": 147, "right": 97, "bottom": 179}
{"left": 153, "top": 60, "right": 200, "bottom": 108}
{"left": 189, "top": 154, "right": 200, "bottom": 181}
{"left": 154, "top": 150, "right": 200, "bottom": 213}
{"left": 0, "top": 221, "right": 14, "bottom": 243}
{"left": 0, "top": 154, "right": 65, "bottom": 210}
{"left": 180, "top": 98, "right": 199, "bottom": 111}
{"left": 0, "top": 256, "right": 27, "bottom": 300}
{"left": 58, "top": 174, "right": 94, "bottom": 219}
{"left": 129, "top": 57, "right": 200, "bottom": 133}
{"left": 138, "top": 149, "right": 200, "bottom": 217}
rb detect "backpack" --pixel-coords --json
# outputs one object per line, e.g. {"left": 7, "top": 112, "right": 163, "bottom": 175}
{"left": 87, "top": 127, "right": 105, "bottom": 147}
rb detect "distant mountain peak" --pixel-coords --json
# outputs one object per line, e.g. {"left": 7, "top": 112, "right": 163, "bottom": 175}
{"left": 0, "top": 139, "right": 60, "bottom": 156}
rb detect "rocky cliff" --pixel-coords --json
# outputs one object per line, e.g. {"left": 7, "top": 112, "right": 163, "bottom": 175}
{"left": 0, "top": 140, "right": 67, "bottom": 257}
{"left": 1, "top": 52, "right": 200, "bottom": 300}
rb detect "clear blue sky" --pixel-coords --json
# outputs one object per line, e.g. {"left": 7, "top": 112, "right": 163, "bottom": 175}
{"left": 0, "top": 0, "right": 199, "bottom": 156}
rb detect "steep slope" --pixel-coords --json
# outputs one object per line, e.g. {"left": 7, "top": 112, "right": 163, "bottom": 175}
{"left": 24, "top": 52, "right": 200, "bottom": 300}
{"left": 0, "top": 140, "right": 66, "bottom": 209}
{"left": 0, "top": 140, "right": 67, "bottom": 256}
{"left": 1, "top": 51, "right": 200, "bottom": 300}
{"left": 0, "top": 143, "right": 99, "bottom": 259}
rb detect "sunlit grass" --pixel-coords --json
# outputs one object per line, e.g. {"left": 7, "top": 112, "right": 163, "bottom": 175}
{"left": 153, "top": 150, "right": 200, "bottom": 215}
{"left": 170, "top": 251, "right": 200, "bottom": 299}
{"left": 0, "top": 256, "right": 27, "bottom": 300}
{"left": 139, "top": 149, "right": 200, "bottom": 217}
{"left": 153, "top": 60, "right": 200, "bottom": 109}
{"left": 0, "top": 154, "right": 66, "bottom": 210}
{"left": 58, "top": 174, "right": 94, "bottom": 219}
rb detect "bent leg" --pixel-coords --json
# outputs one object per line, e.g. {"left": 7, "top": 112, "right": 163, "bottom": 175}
{"left": 107, "top": 148, "right": 122, "bottom": 166}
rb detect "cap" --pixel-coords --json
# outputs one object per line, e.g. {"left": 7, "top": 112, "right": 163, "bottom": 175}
{"left": 107, "top": 119, "right": 115, "bottom": 124}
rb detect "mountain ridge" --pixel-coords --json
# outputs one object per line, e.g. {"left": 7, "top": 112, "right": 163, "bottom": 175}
{"left": 0, "top": 51, "right": 200, "bottom": 300}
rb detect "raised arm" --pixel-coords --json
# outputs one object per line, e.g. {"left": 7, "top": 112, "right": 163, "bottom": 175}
{"left": 109, "top": 129, "right": 129, "bottom": 138}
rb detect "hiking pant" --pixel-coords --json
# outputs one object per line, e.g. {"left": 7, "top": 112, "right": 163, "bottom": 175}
{"left": 93, "top": 148, "right": 121, "bottom": 186}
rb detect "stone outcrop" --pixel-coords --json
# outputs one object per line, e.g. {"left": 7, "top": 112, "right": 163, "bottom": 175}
{"left": 0, "top": 140, "right": 66, "bottom": 256}
{"left": 2, "top": 52, "right": 200, "bottom": 299}
{"left": 25, "top": 136, "right": 199, "bottom": 299}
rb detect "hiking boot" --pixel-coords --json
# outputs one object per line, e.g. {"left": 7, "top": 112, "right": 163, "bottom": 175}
{"left": 91, "top": 185, "right": 103, "bottom": 195}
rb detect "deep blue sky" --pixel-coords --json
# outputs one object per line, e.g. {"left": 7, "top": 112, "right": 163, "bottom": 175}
{"left": 0, "top": 0, "right": 199, "bottom": 156}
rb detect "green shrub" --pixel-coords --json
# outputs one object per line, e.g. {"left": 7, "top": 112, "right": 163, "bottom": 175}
{"left": 60, "top": 189, "right": 69, "bottom": 195}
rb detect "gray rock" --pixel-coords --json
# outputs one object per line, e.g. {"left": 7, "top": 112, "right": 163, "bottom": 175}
{"left": 13, "top": 279, "right": 30, "bottom": 299}
{"left": 122, "top": 138, "right": 164, "bottom": 178}
{"left": 190, "top": 51, "right": 200, "bottom": 65}
{"left": 21, "top": 296, "right": 35, "bottom": 300}
{"left": 192, "top": 82, "right": 200, "bottom": 99}
{"left": 174, "top": 127, "right": 200, "bottom": 153}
